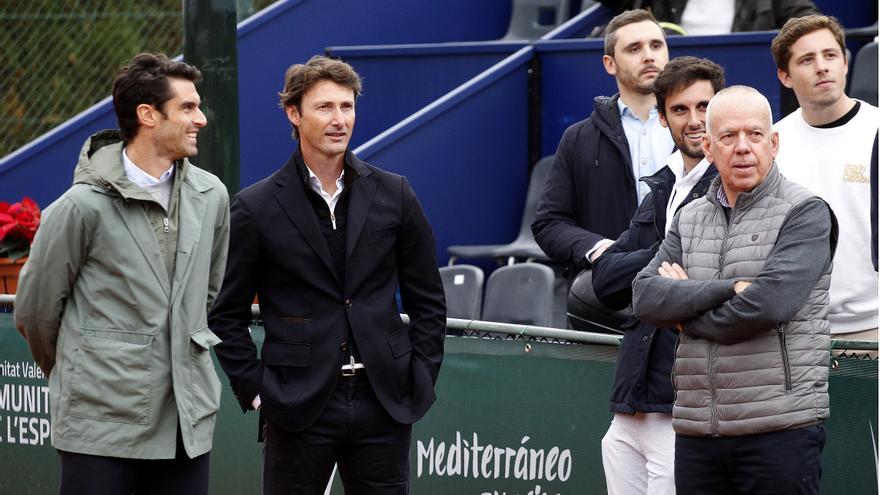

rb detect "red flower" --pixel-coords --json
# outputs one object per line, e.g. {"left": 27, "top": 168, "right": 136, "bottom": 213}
{"left": 0, "top": 197, "right": 41, "bottom": 260}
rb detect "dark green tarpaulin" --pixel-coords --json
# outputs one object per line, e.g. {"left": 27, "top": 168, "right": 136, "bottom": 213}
{"left": 0, "top": 316, "right": 875, "bottom": 493}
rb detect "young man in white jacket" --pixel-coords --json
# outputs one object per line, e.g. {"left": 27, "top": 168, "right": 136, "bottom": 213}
{"left": 772, "top": 15, "right": 879, "bottom": 341}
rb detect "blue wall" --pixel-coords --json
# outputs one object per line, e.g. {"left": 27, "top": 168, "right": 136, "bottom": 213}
{"left": 0, "top": 0, "right": 511, "bottom": 209}
{"left": 355, "top": 49, "right": 535, "bottom": 266}
{"left": 814, "top": 0, "right": 877, "bottom": 29}
{"left": 327, "top": 42, "right": 528, "bottom": 150}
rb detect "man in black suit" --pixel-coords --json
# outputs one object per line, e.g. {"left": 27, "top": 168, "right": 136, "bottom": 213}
{"left": 208, "top": 55, "right": 446, "bottom": 494}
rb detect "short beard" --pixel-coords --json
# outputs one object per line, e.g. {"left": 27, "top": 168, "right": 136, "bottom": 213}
{"left": 680, "top": 145, "right": 704, "bottom": 160}
{"left": 635, "top": 81, "right": 655, "bottom": 95}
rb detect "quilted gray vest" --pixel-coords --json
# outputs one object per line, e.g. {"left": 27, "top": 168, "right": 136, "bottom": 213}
{"left": 673, "top": 165, "right": 833, "bottom": 437}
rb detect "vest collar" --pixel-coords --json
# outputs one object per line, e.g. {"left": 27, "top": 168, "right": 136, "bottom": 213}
{"left": 708, "top": 162, "right": 781, "bottom": 210}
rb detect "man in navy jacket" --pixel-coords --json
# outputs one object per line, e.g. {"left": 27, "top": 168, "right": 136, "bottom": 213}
{"left": 590, "top": 57, "right": 725, "bottom": 494}
{"left": 532, "top": 9, "right": 673, "bottom": 278}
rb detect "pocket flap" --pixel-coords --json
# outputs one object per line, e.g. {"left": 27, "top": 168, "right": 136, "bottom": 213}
{"left": 368, "top": 225, "right": 397, "bottom": 240}
{"left": 387, "top": 329, "right": 412, "bottom": 358}
{"left": 81, "top": 327, "right": 153, "bottom": 346}
{"left": 261, "top": 342, "right": 311, "bottom": 367}
{"left": 190, "top": 327, "right": 222, "bottom": 350}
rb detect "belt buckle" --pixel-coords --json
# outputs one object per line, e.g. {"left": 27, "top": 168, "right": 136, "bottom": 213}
{"left": 341, "top": 355, "right": 363, "bottom": 376}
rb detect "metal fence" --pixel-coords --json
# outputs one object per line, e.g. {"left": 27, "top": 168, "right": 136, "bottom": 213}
{"left": 0, "top": 0, "right": 275, "bottom": 159}
{"left": 2, "top": 295, "right": 875, "bottom": 355}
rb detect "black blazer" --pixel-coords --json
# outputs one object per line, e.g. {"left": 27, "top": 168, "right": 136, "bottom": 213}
{"left": 208, "top": 150, "right": 446, "bottom": 431}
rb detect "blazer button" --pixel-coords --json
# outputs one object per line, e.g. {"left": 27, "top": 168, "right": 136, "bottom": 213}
{"left": 340, "top": 342, "right": 348, "bottom": 352}
{"left": 345, "top": 299, "right": 352, "bottom": 308}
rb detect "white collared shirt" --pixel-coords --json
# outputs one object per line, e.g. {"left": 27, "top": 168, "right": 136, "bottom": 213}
{"left": 664, "top": 151, "right": 712, "bottom": 234}
{"left": 306, "top": 165, "right": 345, "bottom": 230}
{"left": 617, "top": 98, "right": 676, "bottom": 206}
{"left": 122, "top": 148, "right": 174, "bottom": 211}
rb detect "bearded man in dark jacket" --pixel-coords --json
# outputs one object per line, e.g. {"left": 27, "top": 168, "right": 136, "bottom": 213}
{"left": 532, "top": 9, "right": 673, "bottom": 281}
{"left": 590, "top": 56, "right": 725, "bottom": 495}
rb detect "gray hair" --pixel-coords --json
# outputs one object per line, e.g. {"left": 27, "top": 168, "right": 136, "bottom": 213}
{"left": 705, "top": 85, "right": 772, "bottom": 135}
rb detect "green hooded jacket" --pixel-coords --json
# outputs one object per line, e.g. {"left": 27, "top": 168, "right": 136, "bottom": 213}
{"left": 15, "top": 130, "right": 230, "bottom": 459}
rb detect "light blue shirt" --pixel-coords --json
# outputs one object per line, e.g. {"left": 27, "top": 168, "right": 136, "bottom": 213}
{"left": 617, "top": 98, "right": 675, "bottom": 206}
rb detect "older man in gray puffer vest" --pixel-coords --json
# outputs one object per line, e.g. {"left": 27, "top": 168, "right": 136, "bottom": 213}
{"left": 632, "top": 86, "right": 837, "bottom": 495}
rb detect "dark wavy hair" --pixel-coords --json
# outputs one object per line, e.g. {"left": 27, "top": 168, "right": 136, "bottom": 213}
{"left": 111, "top": 53, "right": 202, "bottom": 143}
{"left": 653, "top": 56, "right": 726, "bottom": 117}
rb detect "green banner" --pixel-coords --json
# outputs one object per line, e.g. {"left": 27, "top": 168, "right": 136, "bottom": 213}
{"left": 0, "top": 315, "right": 876, "bottom": 493}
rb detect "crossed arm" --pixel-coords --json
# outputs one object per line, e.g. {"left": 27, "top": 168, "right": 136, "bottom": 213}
{"left": 632, "top": 199, "right": 835, "bottom": 345}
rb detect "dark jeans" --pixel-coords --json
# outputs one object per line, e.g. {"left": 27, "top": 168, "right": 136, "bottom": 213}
{"left": 58, "top": 430, "right": 210, "bottom": 495}
{"left": 675, "top": 424, "right": 826, "bottom": 495}
{"left": 262, "top": 373, "right": 412, "bottom": 495}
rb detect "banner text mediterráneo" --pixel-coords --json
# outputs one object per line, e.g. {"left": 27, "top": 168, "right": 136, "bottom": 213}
{"left": 417, "top": 431, "right": 572, "bottom": 495}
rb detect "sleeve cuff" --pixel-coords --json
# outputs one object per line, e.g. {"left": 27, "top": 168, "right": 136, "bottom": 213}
{"left": 586, "top": 238, "right": 614, "bottom": 263}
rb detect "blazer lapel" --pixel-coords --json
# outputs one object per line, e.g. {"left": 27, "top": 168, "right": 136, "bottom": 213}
{"left": 345, "top": 165, "right": 377, "bottom": 260}
{"left": 112, "top": 198, "right": 171, "bottom": 296}
{"left": 273, "top": 158, "right": 340, "bottom": 285}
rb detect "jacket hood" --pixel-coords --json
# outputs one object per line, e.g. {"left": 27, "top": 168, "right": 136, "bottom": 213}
{"left": 589, "top": 94, "right": 632, "bottom": 169}
{"left": 73, "top": 129, "right": 189, "bottom": 201}
{"left": 590, "top": 94, "right": 622, "bottom": 136}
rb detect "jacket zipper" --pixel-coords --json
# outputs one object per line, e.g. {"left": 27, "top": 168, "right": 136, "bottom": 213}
{"left": 708, "top": 342, "right": 719, "bottom": 436}
{"left": 710, "top": 199, "right": 733, "bottom": 436}
{"left": 163, "top": 217, "right": 170, "bottom": 233}
{"left": 778, "top": 324, "right": 792, "bottom": 393}
{"left": 670, "top": 335, "right": 680, "bottom": 393}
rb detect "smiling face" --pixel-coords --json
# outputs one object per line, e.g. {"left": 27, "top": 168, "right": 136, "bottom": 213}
{"left": 778, "top": 28, "right": 849, "bottom": 114}
{"left": 659, "top": 79, "right": 716, "bottom": 170}
{"left": 603, "top": 20, "right": 669, "bottom": 96}
{"left": 287, "top": 79, "right": 355, "bottom": 162}
{"left": 152, "top": 78, "right": 207, "bottom": 161}
{"left": 703, "top": 91, "right": 778, "bottom": 206}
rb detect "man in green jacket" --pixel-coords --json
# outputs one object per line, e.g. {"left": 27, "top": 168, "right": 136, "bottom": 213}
{"left": 15, "top": 53, "right": 229, "bottom": 494}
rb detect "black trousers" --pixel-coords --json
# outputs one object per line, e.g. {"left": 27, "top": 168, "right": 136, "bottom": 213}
{"left": 58, "top": 429, "right": 210, "bottom": 495}
{"left": 262, "top": 373, "right": 412, "bottom": 495}
{"left": 675, "top": 424, "right": 825, "bottom": 495}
